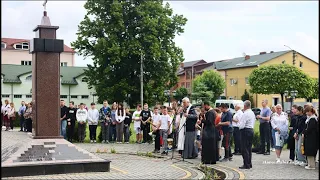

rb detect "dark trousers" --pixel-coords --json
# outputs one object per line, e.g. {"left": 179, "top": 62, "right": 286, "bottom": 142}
{"left": 155, "top": 130, "right": 160, "bottom": 151}
{"left": 259, "top": 123, "right": 270, "bottom": 153}
{"left": 67, "top": 122, "right": 75, "bottom": 142}
{"left": 233, "top": 127, "right": 241, "bottom": 153}
{"left": 123, "top": 124, "right": 130, "bottom": 142}
{"left": 89, "top": 125, "right": 97, "bottom": 140}
{"left": 101, "top": 123, "right": 109, "bottom": 142}
{"left": 10, "top": 118, "right": 14, "bottom": 130}
{"left": 20, "top": 116, "right": 25, "bottom": 131}
{"left": 26, "top": 118, "right": 32, "bottom": 132}
{"left": 78, "top": 123, "right": 86, "bottom": 142}
{"left": 109, "top": 125, "right": 117, "bottom": 142}
{"left": 141, "top": 123, "right": 151, "bottom": 143}
{"left": 241, "top": 128, "right": 254, "bottom": 168}
{"left": 223, "top": 132, "right": 233, "bottom": 158}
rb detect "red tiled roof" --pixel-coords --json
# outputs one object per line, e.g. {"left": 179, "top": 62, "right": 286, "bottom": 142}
{"left": 1, "top": 38, "right": 75, "bottom": 53}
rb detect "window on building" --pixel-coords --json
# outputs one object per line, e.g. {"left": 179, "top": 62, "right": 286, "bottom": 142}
{"left": 26, "top": 75, "right": 32, "bottom": 81}
{"left": 300, "top": 61, "right": 303, "bottom": 68}
{"left": 245, "top": 77, "right": 249, "bottom": 85}
{"left": 60, "top": 95, "right": 67, "bottom": 99}
{"left": 186, "top": 82, "right": 191, "bottom": 89}
{"left": 181, "top": 82, "right": 185, "bottom": 88}
{"left": 2, "top": 95, "right": 10, "bottom": 98}
{"left": 186, "top": 70, "right": 192, "bottom": 79}
{"left": 81, "top": 95, "right": 89, "bottom": 99}
{"left": 14, "top": 42, "right": 29, "bottom": 50}
{"left": 21, "top": 61, "right": 32, "bottom": 66}
{"left": 71, "top": 95, "right": 78, "bottom": 99}
{"left": 60, "top": 62, "right": 67, "bottom": 67}
{"left": 82, "top": 77, "right": 88, "bottom": 82}
{"left": 14, "top": 95, "right": 22, "bottom": 98}
{"left": 230, "top": 79, "right": 236, "bottom": 86}
{"left": 26, "top": 95, "right": 32, "bottom": 98}
{"left": 1, "top": 43, "right": 6, "bottom": 49}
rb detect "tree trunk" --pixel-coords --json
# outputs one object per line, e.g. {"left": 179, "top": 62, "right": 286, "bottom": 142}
{"left": 281, "top": 93, "right": 284, "bottom": 109}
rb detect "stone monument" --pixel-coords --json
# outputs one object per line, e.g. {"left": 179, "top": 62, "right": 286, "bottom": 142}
{"left": 1, "top": 2, "right": 110, "bottom": 178}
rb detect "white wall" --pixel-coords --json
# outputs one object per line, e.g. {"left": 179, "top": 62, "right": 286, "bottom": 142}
{"left": 1, "top": 73, "right": 102, "bottom": 110}
{"left": 1, "top": 50, "right": 74, "bottom": 66}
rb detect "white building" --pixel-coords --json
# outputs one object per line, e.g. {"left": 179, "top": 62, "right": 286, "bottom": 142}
{"left": 1, "top": 37, "right": 102, "bottom": 108}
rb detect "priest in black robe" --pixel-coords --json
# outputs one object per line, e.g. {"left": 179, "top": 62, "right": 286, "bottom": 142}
{"left": 201, "top": 101, "right": 217, "bottom": 164}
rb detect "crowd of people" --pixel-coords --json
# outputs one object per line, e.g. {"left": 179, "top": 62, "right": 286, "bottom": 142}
{"left": 1, "top": 97, "right": 319, "bottom": 170}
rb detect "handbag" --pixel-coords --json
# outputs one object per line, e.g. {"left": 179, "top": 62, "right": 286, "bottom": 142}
{"left": 300, "top": 143, "right": 305, "bottom": 155}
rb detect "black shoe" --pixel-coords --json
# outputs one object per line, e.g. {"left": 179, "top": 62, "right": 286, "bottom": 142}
{"left": 250, "top": 164, "right": 252, "bottom": 168}
{"left": 256, "top": 151, "right": 264, "bottom": 154}
{"left": 161, "top": 151, "right": 168, "bottom": 155}
{"left": 264, "top": 152, "right": 270, "bottom": 155}
{"left": 19, "top": 130, "right": 23, "bottom": 132}
{"left": 239, "top": 166, "right": 250, "bottom": 169}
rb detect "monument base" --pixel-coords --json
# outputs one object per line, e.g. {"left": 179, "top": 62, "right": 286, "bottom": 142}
{"left": 1, "top": 139, "right": 110, "bottom": 178}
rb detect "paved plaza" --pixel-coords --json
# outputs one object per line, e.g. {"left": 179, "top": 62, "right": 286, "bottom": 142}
{"left": 1, "top": 129, "right": 319, "bottom": 179}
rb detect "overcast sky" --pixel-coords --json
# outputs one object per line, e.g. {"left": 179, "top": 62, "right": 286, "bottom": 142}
{"left": 2, "top": 1, "right": 318, "bottom": 67}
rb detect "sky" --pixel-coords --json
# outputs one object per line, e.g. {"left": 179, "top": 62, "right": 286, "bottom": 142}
{"left": 1, "top": 1, "right": 318, "bottom": 67}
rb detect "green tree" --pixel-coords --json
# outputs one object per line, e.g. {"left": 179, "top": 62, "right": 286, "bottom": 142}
{"left": 241, "top": 89, "right": 255, "bottom": 107}
{"left": 249, "top": 64, "right": 313, "bottom": 108}
{"left": 191, "top": 82, "right": 213, "bottom": 103}
{"left": 174, "top": 87, "right": 189, "bottom": 102}
{"left": 192, "top": 70, "right": 225, "bottom": 102}
{"left": 297, "top": 78, "right": 319, "bottom": 102}
{"left": 71, "top": 0, "right": 187, "bottom": 105}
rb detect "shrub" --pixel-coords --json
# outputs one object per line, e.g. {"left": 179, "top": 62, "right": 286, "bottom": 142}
{"left": 252, "top": 131, "right": 261, "bottom": 148}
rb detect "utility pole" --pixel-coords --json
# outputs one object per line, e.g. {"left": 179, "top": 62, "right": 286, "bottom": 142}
{"left": 140, "top": 50, "right": 143, "bottom": 105}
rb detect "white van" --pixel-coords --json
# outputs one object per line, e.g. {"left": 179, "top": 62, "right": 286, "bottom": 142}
{"left": 214, "top": 100, "right": 244, "bottom": 114}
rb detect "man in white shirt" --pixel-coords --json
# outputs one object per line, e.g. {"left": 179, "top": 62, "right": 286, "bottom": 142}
{"left": 132, "top": 104, "right": 142, "bottom": 144}
{"left": 238, "top": 100, "right": 256, "bottom": 169}
{"left": 159, "top": 106, "right": 170, "bottom": 155}
{"left": 232, "top": 104, "right": 243, "bottom": 155}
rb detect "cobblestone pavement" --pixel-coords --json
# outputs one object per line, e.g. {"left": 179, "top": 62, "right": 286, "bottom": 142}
{"left": 2, "top": 130, "right": 319, "bottom": 179}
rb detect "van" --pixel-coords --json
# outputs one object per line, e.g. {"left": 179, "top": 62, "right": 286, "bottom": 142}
{"left": 214, "top": 100, "right": 244, "bottom": 114}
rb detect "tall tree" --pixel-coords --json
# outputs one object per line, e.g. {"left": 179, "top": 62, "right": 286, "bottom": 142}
{"left": 248, "top": 64, "right": 313, "bottom": 108}
{"left": 174, "top": 87, "right": 189, "bottom": 103}
{"left": 297, "top": 78, "right": 319, "bottom": 102}
{"left": 191, "top": 82, "right": 213, "bottom": 104}
{"left": 71, "top": 0, "right": 187, "bottom": 105}
{"left": 241, "top": 89, "right": 255, "bottom": 107}
{"left": 192, "top": 70, "right": 225, "bottom": 102}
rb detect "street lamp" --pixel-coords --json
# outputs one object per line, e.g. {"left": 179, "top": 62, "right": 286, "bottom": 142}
{"left": 164, "top": 90, "right": 170, "bottom": 107}
{"left": 284, "top": 45, "right": 297, "bottom": 65}
{"left": 284, "top": 90, "right": 298, "bottom": 113}
{"left": 126, "top": 94, "right": 131, "bottom": 107}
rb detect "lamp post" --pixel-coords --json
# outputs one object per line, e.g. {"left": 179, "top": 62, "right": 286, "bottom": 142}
{"left": 164, "top": 90, "right": 170, "bottom": 107}
{"left": 126, "top": 94, "right": 131, "bottom": 107}
{"left": 284, "top": 45, "right": 297, "bottom": 65}
{"left": 284, "top": 90, "right": 298, "bottom": 113}
{"left": 164, "top": 90, "right": 176, "bottom": 107}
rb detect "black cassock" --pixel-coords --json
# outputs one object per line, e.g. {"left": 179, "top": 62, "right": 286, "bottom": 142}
{"left": 201, "top": 109, "right": 217, "bottom": 164}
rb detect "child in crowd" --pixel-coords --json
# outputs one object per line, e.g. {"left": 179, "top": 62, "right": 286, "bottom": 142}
{"left": 76, "top": 103, "right": 88, "bottom": 143}
{"left": 133, "top": 104, "right": 142, "bottom": 144}
{"left": 152, "top": 107, "right": 161, "bottom": 153}
{"left": 88, "top": 103, "right": 99, "bottom": 143}
{"left": 123, "top": 108, "right": 132, "bottom": 144}
{"left": 159, "top": 106, "right": 170, "bottom": 155}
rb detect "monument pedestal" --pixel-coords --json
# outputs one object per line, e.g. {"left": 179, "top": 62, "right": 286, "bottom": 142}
{"left": 2, "top": 139, "right": 110, "bottom": 177}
